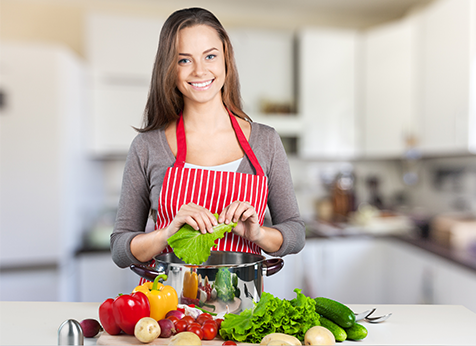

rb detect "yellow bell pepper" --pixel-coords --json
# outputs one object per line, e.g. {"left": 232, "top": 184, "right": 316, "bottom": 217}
{"left": 133, "top": 275, "right": 178, "bottom": 321}
{"left": 183, "top": 271, "right": 198, "bottom": 300}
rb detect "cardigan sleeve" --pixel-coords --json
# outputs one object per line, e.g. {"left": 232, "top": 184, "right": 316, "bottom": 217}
{"left": 252, "top": 125, "right": 306, "bottom": 257}
{"left": 110, "top": 134, "right": 154, "bottom": 268}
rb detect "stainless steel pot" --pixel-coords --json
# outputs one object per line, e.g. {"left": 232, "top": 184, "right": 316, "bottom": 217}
{"left": 130, "top": 251, "right": 283, "bottom": 315}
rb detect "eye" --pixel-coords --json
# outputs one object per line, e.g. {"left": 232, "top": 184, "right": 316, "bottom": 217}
{"left": 205, "top": 54, "right": 216, "bottom": 60}
{"left": 178, "top": 58, "right": 190, "bottom": 64}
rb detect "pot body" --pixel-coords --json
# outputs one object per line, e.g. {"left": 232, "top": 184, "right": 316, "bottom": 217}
{"left": 131, "top": 251, "right": 283, "bottom": 315}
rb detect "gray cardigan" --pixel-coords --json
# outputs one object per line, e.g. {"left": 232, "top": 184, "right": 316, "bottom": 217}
{"left": 111, "top": 121, "right": 305, "bottom": 268}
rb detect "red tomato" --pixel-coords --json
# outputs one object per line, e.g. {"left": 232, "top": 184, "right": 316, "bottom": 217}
{"left": 222, "top": 341, "right": 237, "bottom": 346}
{"left": 215, "top": 318, "right": 224, "bottom": 329}
{"left": 188, "top": 325, "right": 203, "bottom": 340}
{"left": 188, "top": 322, "right": 201, "bottom": 330}
{"left": 167, "top": 315, "right": 179, "bottom": 325}
{"left": 175, "top": 320, "right": 188, "bottom": 333}
{"left": 201, "top": 322, "right": 217, "bottom": 340}
{"left": 181, "top": 315, "right": 195, "bottom": 326}
{"left": 203, "top": 319, "right": 217, "bottom": 329}
{"left": 196, "top": 313, "right": 213, "bottom": 325}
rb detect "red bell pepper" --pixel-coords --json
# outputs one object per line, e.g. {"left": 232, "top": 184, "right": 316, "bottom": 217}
{"left": 99, "top": 298, "right": 122, "bottom": 335}
{"left": 112, "top": 291, "right": 150, "bottom": 335}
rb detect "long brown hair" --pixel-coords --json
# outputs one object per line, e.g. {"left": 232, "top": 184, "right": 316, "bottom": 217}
{"left": 137, "top": 7, "right": 250, "bottom": 132}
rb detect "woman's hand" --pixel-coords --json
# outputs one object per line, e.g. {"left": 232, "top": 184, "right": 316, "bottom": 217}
{"left": 165, "top": 202, "right": 218, "bottom": 235}
{"left": 131, "top": 203, "right": 217, "bottom": 263}
{"left": 219, "top": 201, "right": 262, "bottom": 243}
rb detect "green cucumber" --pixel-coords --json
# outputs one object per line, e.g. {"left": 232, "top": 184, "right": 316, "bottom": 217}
{"left": 314, "top": 297, "right": 356, "bottom": 329}
{"left": 345, "top": 323, "right": 368, "bottom": 341}
{"left": 319, "top": 316, "right": 347, "bottom": 342}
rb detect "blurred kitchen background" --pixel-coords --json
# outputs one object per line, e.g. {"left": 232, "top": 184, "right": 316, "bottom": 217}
{"left": 1, "top": 0, "right": 476, "bottom": 312}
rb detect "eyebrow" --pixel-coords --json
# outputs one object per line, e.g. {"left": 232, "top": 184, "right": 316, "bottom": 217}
{"left": 178, "top": 47, "right": 219, "bottom": 56}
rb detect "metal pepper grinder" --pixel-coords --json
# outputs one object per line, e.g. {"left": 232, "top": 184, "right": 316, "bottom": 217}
{"left": 58, "top": 319, "right": 84, "bottom": 345}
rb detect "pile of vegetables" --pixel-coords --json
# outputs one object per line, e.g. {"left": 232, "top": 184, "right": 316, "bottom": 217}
{"left": 219, "top": 288, "right": 320, "bottom": 343}
{"left": 78, "top": 285, "right": 370, "bottom": 345}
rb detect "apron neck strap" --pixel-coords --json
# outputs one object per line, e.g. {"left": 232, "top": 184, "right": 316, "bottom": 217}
{"left": 174, "top": 109, "right": 265, "bottom": 176}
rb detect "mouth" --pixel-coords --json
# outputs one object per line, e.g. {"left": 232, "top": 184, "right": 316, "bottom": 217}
{"left": 189, "top": 79, "right": 214, "bottom": 90}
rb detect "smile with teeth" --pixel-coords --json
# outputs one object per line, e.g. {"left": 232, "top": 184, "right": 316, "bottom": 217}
{"left": 189, "top": 79, "right": 214, "bottom": 89}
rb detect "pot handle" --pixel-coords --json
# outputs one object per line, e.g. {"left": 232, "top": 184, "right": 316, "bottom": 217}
{"left": 130, "top": 264, "right": 167, "bottom": 282}
{"left": 262, "top": 258, "right": 284, "bottom": 276}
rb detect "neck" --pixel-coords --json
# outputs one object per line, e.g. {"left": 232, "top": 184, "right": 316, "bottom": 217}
{"left": 182, "top": 99, "right": 230, "bottom": 133}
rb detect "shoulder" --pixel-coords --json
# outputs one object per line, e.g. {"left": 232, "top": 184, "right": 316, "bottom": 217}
{"left": 128, "top": 127, "right": 172, "bottom": 162}
{"left": 249, "top": 121, "right": 281, "bottom": 146}
{"left": 130, "top": 127, "right": 166, "bottom": 149}
{"left": 247, "top": 121, "right": 288, "bottom": 173}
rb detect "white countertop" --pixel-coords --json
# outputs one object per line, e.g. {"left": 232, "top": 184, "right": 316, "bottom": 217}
{"left": 1, "top": 301, "right": 476, "bottom": 345}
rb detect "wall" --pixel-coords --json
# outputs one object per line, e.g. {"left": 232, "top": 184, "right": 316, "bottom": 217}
{"left": 0, "top": 0, "right": 429, "bottom": 57}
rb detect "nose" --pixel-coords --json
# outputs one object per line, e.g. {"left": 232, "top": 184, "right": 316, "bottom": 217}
{"left": 193, "top": 60, "right": 206, "bottom": 77}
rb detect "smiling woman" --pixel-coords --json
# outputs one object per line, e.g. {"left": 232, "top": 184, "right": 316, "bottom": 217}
{"left": 110, "top": 7, "right": 306, "bottom": 282}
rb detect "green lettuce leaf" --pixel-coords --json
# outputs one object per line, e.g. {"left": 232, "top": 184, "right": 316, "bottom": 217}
{"left": 219, "top": 289, "right": 320, "bottom": 343}
{"left": 167, "top": 214, "right": 236, "bottom": 265}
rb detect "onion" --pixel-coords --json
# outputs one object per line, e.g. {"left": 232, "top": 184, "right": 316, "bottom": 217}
{"left": 165, "top": 310, "right": 185, "bottom": 320}
{"left": 158, "top": 318, "right": 176, "bottom": 338}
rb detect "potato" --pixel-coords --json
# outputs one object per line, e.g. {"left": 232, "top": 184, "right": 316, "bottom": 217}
{"left": 260, "top": 333, "right": 301, "bottom": 346}
{"left": 134, "top": 317, "right": 161, "bottom": 343}
{"left": 304, "top": 326, "right": 335, "bottom": 345}
{"left": 168, "top": 331, "right": 202, "bottom": 345}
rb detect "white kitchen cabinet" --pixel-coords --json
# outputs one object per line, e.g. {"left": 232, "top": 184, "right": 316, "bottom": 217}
{"left": 84, "top": 13, "right": 164, "bottom": 156}
{"left": 0, "top": 268, "right": 59, "bottom": 301}
{"left": 228, "top": 29, "right": 295, "bottom": 115}
{"left": 383, "top": 240, "right": 436, "bottom": 304}
{"left": 89, "top": 82, "right": 149, "bottom": 155}
{"left": 298, "top": 29, "right": 359, "bottom": 159}
{"left": 300, "top": 236, "right": 476, "bottom": 312}
{"left": 362, "top": 17, "right": 418, "bottom": 158}
{"left": 77, "top": 252, "right": 139, "bottom": 302}
{"left": 303, "top": 238, "right": 386, "bottom": 304}
{"left": 85, "top": 13, "right": 163, "bottom": 78}
{"left": 434, "top": 261, "right": 476, "bottom": 313}
{"left": 263, "top": 252, "right": 305, "bottom": 301}
{"left": 228, "top": 29, "right": 302, "bottom": 139}
{"left": 417, "top": 0, "right": 476, "bottom": 155}
{"left": 384, "top": 240, "right": 476, "bottom": 313}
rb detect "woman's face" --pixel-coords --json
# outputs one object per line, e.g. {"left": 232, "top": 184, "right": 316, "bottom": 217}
{"left": 176, "top": 24, "right": 226, "bottom": 107}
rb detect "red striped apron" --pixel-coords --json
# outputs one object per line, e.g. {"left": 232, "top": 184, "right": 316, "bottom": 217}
{"left": 139, "top": 109, "right": 268, "bottom": 284}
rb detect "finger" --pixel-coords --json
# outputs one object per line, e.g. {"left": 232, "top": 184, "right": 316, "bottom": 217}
{"left": 232, "top": 202, "right": 253, "bottom": 223}
{"left": 181, "top": 204, "right": 217, "bottom": 232}
{"left": 192, "top": 211, "right": 216, "bottom": 234}
{"left": 223, "top": 201, "right": 241, "bottom": 224}
{"left": 239, "top": 207, "right": 256, "bottom": 222}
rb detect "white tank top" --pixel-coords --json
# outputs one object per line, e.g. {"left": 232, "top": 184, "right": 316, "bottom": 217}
{"left": 183, "top": 158, "right": 243, "bottom": 172}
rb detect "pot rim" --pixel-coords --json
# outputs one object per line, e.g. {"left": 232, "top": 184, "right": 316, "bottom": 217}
{"left": 153, "top": 251, "right": 268, "bottom": 269}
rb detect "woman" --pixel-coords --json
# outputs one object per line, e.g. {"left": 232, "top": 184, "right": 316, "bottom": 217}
{"left": 111, "top": 7, "right": 305, "bottom": 273}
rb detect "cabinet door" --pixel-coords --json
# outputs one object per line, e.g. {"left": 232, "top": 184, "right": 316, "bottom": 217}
{"left": 418, "top": 0, "right": 474, "bottom": 154}
{"left": 324, "top": 238, "right": 386, "bottom": 304}
{"left": 228, "top": 29, "right": 295, "bottom": 115}
{"left": 88, "top": 82, "right": 149, "bottom": 155}
{"left": 263, "top": 252, "right": 305, "bottom": 300}
{"left": 363, "top": 17, "right": 417, "bottom": 158}
{"left": 78, "top": 253, "right": 139, "bottom": 302}
{"left": 432, "top": 256, "right": 476, "bottom": 313}
{"left": 303, "top": 238, "right": 386, "bottom": 304}
{"left": 0, "top": 269, "right": 59, "bottom": 301}
{"left": 298, "top": 29, "right": 358, "bottom": 158}
{"left": 383, "top": 241, "right": 436, "bottom": 304}
{"left": 85, "top": 13, "right": 163, "bottom": 156}
{"left": 85, "top": 13, "right": 163, "bottom": 78}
